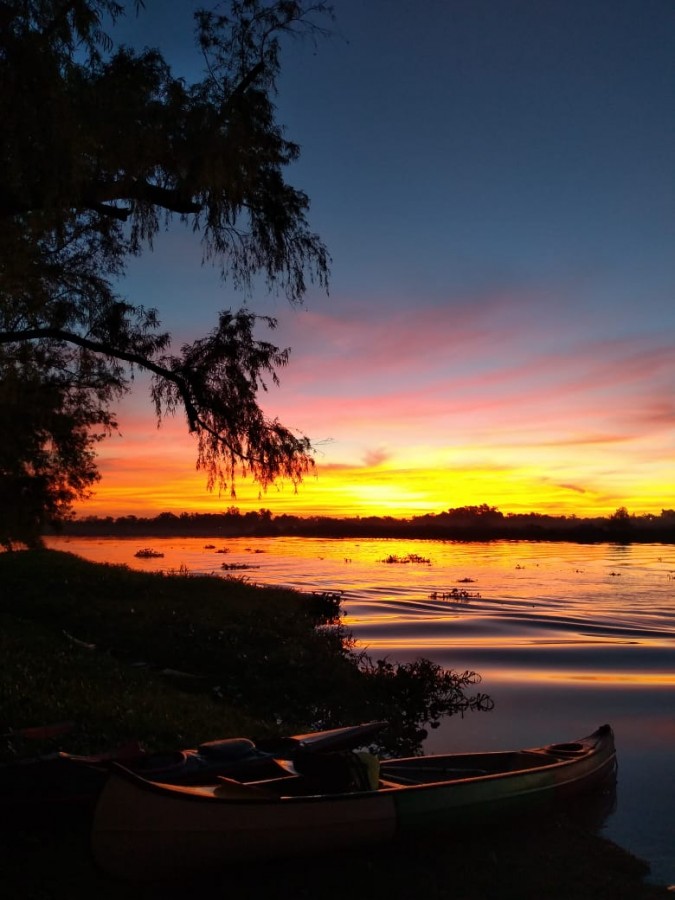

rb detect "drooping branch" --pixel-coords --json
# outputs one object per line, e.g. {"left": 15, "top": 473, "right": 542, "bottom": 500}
{"left": 0, "top": 315, "right": 314, "bottom": 485}
{"left": 1, "top": 179, "right": 205, "bottom": 222}
{"left": 87, "top": 179, "right": 202, "bottom": 217}
{"left": 0, "top": 325, "right": 191, "bottom": 403}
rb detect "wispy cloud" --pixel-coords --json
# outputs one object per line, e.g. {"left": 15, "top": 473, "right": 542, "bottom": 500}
{"left": 78, "top": 286, "right": 675, "bottom": 520}
{"left": 362, "top": 446, "right": 391, "bottom": 467}
{"left": 553, "top": 482, "right": 588, "bottom": 495}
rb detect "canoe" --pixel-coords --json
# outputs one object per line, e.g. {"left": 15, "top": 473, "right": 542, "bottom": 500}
{"left": 0, "top": 721, "right": 386, "bottom": 815}
{"left": 92, "top": 724, "right": 617, "bottom": 881}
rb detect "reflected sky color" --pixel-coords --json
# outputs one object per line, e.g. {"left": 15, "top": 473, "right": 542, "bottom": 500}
{"left": 47, "top": 535, "right": 675, "bottom": 687}
{"left": 74, "top": 1, "right": 674, "bottom": 520}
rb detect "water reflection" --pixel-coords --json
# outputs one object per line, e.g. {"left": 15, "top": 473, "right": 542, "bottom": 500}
{"left": 47, "top": 535, "right": 675, "bottom": 687}
{"left": 564, "top": 776, "right": 618, "bottom": 833}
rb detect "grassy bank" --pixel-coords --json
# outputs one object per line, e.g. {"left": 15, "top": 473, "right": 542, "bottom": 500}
{"left": 0, "top": 549, "right": 491, "bottom": 756}
{"left": 0, "top": 549, "right": 348, "bottom": 755}
{"left": 0, "top": 549, "right": 670, "bottom": 898}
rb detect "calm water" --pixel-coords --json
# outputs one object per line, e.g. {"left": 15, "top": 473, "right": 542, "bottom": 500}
{"left": 47, "top": 535, "right": 675, "bottom": 885}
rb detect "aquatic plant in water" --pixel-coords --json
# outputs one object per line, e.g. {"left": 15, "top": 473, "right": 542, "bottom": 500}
{"left": 381, "top": 553, "right": 431, "bottom": 565}
{"left": 429, "top": 588, "right": 481, "bottom": 601}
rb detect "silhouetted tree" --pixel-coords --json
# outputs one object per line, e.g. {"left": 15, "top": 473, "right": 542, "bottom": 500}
{"left": 0, "top": 0, "right": 331, "bottom": 544}
{"left": 608, "top": 506, "right": 631, "bottom": 527}
{"left": 0, "top": 355, "right": 105, "bottom": 548}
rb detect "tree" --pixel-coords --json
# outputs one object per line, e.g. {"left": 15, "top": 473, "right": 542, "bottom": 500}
{"left": 608, "top": 506, "right": 632, "bottom": 533}
{"left": 0, "top": 0, "right": 331, "bottom": 545}
{"left": 0, "top": 349, "right": 108, "bottom": 548}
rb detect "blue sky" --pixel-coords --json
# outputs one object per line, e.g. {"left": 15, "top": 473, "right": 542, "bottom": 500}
{"left": 83, "top": 0, "right": 675, "bottom": 518}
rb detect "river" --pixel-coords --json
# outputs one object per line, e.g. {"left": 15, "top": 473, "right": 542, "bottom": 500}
{"left": 47, "top": 535, "right": 675, "bottom": 885}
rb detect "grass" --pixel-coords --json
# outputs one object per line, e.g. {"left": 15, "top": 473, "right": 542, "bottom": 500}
{"left": 0, "top": 548, "right": 350, "bottom": 754}
{"left": 0, "top": 548, "right": 670, "bottom": 898}
{"left": 0, "top": 549, "right": 495, "bottom": 757}
{"left": 0, "top": 611, "right": 258, "bottom": 753}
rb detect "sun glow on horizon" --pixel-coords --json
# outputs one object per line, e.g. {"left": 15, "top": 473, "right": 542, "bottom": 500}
{"left": 72, "top": 414, "right": 675, "bottom": 520}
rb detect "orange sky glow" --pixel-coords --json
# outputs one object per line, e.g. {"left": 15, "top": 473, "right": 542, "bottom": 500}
{"left": 73, "top": 301, "right": 675, "bottom": 521}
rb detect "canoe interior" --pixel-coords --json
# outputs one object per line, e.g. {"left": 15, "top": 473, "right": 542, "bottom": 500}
{"left": 120, "top": 728, "right": 615, "bottom": 799}
{"left": 0, "top": 720, "right": 387, "bottom": 815}
{"left": 381, "top": 749, "right": 575, "bottom": 784}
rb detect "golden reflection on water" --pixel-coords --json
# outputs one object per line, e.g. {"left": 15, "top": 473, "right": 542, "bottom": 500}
{"left": 551, "top": 672, "right": 675, "bottom": 685}
{"left": 47, "top": 535, "right": 675, "bottom": 688}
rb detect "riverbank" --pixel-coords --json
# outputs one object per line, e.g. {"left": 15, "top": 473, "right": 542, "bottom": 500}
{"left": 0, "top": 548, "right": 492, "bottom": 758}
{"left": 48, "top": 505, "right": 675, "bottom": 544}
{"left": 1, "top": 549, "right": 670, "bottom": 897}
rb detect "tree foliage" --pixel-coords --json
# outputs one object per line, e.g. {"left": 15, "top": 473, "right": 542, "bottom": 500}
{"left": 0, "top": 351, "right": 109, "bottom": 548}
{"left": 0, "top": 0, "right": 331, "bottom": 544}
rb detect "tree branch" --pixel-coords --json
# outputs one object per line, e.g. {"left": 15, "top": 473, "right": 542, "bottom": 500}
{"left": 0, "top": 180, "right": 202, "bottom": 220}
{"left": 123, "top": 181, "right": 202, "bottom": 214}
{"left": 89, "top": 201, "right": 130, "bottom": 220}
{"left": 0, "top": 326, "right": 255, "bottom": 462}
{"left": 0, "top": 322, "right": 194, "bottom": 404}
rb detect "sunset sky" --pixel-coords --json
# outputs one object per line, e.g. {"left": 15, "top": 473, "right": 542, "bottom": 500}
{"left": 75, "top": 0, "right": 675, "bottom": 520}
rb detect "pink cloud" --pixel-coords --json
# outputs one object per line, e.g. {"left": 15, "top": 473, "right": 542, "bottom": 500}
{"left": 82, "top": 283, "right": 675, "bottom": 520}
{"left": 362, "top": 446, "right": 391, "bottom": 467}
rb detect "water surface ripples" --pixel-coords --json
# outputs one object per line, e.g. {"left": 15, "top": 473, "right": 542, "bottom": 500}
{"left": 48, "top": 535, "right": 675, "bottom": 683}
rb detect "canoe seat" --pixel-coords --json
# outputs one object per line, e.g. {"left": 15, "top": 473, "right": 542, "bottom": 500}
{"left": 378, "top": 779, "right": 405, "bottom": 790}
{"left": 213, "top": 776, "right": 272, "bottom": 799}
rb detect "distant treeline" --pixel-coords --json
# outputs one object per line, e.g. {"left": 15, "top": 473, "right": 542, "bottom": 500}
{"left": 49, "top": 504, "right": 675, "bottom": 544}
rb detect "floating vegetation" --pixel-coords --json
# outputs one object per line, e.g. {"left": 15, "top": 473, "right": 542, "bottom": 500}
{"left": 220, "top": 562, "right": 260, "bottom": 571}
{"left": 429, "top": 588, "right": 482, "bottom": 601}
{"left": 134, "top": 548, "right": 164, "bottom": 559}
{"left": 457, "top": 577, "right": 476, "bottom": 583}
{"left": 381, "top": 553, "right": 431, "bottom": 565}
{"left": 215, "top": 548, "right": 230, "bottom": 554}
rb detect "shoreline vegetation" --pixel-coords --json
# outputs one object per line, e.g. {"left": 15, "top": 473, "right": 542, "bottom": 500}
{"left": 1, "top": 549, "right": 670, "bottom": 897}
{"left": 51, "top": 504, "right": 675, "bottom": 544}
{"left": 0, "top": 550, "right": 493, "bottom": 760}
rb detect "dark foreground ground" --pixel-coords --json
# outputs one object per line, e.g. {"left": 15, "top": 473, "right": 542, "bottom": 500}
{"left": 1, "top": 807, "right": 671, "bottom": 900}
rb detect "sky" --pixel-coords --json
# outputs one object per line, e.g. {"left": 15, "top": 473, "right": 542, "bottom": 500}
{"left": 75, "top": 0, "right": 675, "bottom": 520}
